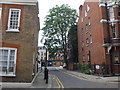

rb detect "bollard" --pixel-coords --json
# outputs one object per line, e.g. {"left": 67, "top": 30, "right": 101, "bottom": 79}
{"left": 46, "top": 68, "right": 48, "bottom": 84}
{"left": 44, "top": 68, "right": 49, "bottom": 84}
{"left": 44, "top": 67, "right": 47, "bottom": 80}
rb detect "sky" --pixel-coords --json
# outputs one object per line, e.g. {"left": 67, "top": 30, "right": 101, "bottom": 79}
{"left": 38, "top": 0, "right": 84, "bottom": 46}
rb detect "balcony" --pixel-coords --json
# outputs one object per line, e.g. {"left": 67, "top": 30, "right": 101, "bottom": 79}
{"left": 111, "top": 38, "right": 120, "bottom": 43}
{"left": 103, "top": 37, "right": 120, "bottom": 47}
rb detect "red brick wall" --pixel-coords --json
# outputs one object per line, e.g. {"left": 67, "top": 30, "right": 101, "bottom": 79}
{"left": 78, "top": 2, "right": 120, "bottom": 75}
{"left": 0, "top": 3, "right": 39, "bottom": 82}
{"left": 78, "top": 2, "right": 106, "bottom": 65}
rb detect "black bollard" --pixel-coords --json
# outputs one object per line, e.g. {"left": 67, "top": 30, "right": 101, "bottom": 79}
{"left": 46, "top": 68, "right": 48, "bottom": 84}
{"left": 44, "top": 67, "right": 47, "bottom": 80}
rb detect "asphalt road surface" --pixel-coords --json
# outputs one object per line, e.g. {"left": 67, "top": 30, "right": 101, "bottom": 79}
{"left": 49, "top": 67, "right": 119, "bottom": 88}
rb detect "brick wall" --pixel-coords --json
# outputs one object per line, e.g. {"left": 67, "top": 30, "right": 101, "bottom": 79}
{"left": 0, "top": 3, "right": 39, "bottom": 82}
{"left": 78, "top": 2, "right": 120, "bottom": 75}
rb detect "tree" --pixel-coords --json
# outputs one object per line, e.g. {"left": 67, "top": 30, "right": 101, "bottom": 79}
{"left": 42, "top": 4, "right": 78, "bottom": 65}
{"left": 68, "top": 25, "right": 78, "bottom": 63}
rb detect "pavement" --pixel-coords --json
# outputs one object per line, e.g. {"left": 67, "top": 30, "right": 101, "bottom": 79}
{"left": 56, "top": 67, "right": 120, "bottom": 83}
{"left": 1, "top": 66, "right": 120, "bottom": 89}
{"left": 1, "top": 68, "right": 58, "bottom": 89}
{"left": 31, "top": 69, "right": 58, "bottom": 88}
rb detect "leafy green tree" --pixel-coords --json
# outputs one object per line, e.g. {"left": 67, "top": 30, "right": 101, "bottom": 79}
{"left": 42, "top": 4, "right": 78, "bottom": 65}
{"left": 68, "top": 25, "right": 78, "bottom": 63}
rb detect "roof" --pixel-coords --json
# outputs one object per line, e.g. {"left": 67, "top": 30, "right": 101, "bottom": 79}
{"left": 0, "top": 0, "right": 38, "bottom": 5}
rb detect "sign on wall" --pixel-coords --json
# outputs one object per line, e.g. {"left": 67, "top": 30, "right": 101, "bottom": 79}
{"left": 96, "top": 65, "right": 100, "bottom": 69}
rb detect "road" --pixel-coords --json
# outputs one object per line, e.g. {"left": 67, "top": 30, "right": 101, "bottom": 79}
{"left": 48, "top": 67, "right": 119, "bottom": 88}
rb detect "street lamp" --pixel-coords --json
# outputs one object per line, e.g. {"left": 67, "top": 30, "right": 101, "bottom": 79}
{"left": 44, "top": 39, "right": 49, "bottom": 84}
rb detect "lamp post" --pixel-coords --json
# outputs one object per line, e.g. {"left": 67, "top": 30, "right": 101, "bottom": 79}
{"left": 44, "top": 39, "right": 49, "bottom": 84}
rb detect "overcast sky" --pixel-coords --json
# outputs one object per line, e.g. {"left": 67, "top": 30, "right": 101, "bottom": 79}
{"left": 38, "top": 0, "right": 84, "bottom": 46}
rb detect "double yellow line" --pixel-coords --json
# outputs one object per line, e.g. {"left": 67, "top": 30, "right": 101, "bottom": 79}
{"left": 59, "top": 70, "right": 120, "bottom": 84}
{"left": 54, "top": 75, "right": 64, "bottom": 89}
{"left": 60, "top": 70, "right": 87, "bottom": 81}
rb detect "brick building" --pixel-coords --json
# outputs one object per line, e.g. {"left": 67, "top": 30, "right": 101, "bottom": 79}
{"left": 49, "top": 49, "right": 64, "bottom": 67}
{"left": 78, "top": 1, "right": 120, "bottom": 75}
{"left": 0, "top": 0, "right": 40, "bottom": 82}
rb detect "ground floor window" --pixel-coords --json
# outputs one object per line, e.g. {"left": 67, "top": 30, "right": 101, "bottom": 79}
{"left": 112, "top": 27, "right": 117, "bottom": 38}
{"left": 0, "top": 47, "right": 17, "bottom": 76}
{"left": 114, "top": 49, "right": 119, "bottom": 64}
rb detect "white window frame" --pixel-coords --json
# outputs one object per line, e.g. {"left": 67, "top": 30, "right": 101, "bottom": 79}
{"left": 118, "top": 6, "right": 120, "bottom": 16}
{"left": 114, "top": 51, "right": 119, "bottom": 64}
{"left": 7, "top": 8, "right": 21, "bottom": 32}
{"left": 86, "top": 38, "right": 89, "bottom": 44}
{"left": 112, "top": 27, "right": 117, "bottom": 38}
{"left": 0, "top": 8, "right": 2, "bottom": 20}
{"left": 88, "top": 17, "right": 91, "bottom": 26}
{"left": 90, "top": 35, "right": 92, "bottom": 44}
{"left": 85, "top": 10, "right": 87, "bottom": 17}
{"left": 86, "top": 24, "right": 88, "bottom": 33}
{"left": 87, "top": 5, "right": 90, "bottom": 12}
{"left": 109, "top": 7, "right": 114, "bottom": 21}
{"left": 0, "top": 47, "right": 17, "bottom": 76}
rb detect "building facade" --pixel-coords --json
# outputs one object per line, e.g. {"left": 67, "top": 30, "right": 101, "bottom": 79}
{"left": 48, "top": 49, "right": 64, "bottom": 67}
{"left": 0, "top": 0, "right": 40, "bottom": 82}
{"left": 78, "top": 1, "right": 120, "bottom": 75}
{"left": 38, "top": 46, "right": 49, "bottom": 66}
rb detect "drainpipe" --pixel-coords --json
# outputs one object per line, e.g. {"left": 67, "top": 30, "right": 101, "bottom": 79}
{"left": 105, "top": 3, "right": 113, "bottom": 75}
{"left": 105, "top": 3, "right": 111, "bottom": 43}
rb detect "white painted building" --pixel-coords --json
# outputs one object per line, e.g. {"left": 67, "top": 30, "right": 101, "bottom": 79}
{"left": 38, "top": 46, "right": 49, "bottom": 67}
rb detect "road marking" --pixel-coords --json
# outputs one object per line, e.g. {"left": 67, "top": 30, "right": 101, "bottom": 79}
{"left": 55, "top": 77, "right": 60, "bottom": 88}
{"left": 53, "top": 75, "right": 64, "bottom": 89}
{"left": 56, "top": 76, "right": 64, "bottom": 89}
{"left": 57, "top": 69, "right": 120, "bottom": 84}
{"left": 61, "top": 70, "right": 87, "bottom": 81}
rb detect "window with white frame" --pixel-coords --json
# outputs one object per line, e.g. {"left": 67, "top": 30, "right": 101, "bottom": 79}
{"left": 87, "top": 5, "right": 90, "bottom": 12}
{"left": 86, "top": 38, "right": 89, "bottom": 44}
{"left": 41, "top": 57, "right": 43, "bottom": 60}
{"left": 109, "top": 7, "right": 114, "bottom": 21}
{"left": 112, "top": 27, "right": 117, "bottom": 38}
{"left": 90, "top": 35, "right": 92, "bottom": 44}
{"left": 0, "top": 8, "right": 2, "bottom": 19}
{"left": 85, "top": 10, "right": 87, "bottom": 17}
{"left": 88, "top": 51, "right": 91, "bottom": 63}
{"left": 44, "top": 52, "right": 46, "bottom": 56}
{"left": 44, "top": 57, "right": 46, "bottom": 60}
{"left": 88, "top": 17, "right": 91, "bottom": 25}
{"left": 41, "top": 52, "right": 43, "bottom": 56}
{"left": 118, "top": 6, "right": 120, "bottom": 16}
{"left": 0, "top": 47, "right": 17, "bottom": 76}
{"left": 114, "top": 49, "right": 119, "bottom": 64}
{"left": 7, "top": 8, "right": 21, "bottom": 32}
{"left": 86, "top": 24, "right": 88, "bottom": 32}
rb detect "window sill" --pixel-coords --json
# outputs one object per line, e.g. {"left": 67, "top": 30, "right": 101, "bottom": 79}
{"left": 111, "top": 38, "right": 120, "bottom": 40}
{"left": 0, "top": 74, "right": 16, "bottom": 77}
{"left": 6, "top": 29, "right": 19, "bottom": 32}
{"left": 113, "top": 63, "right": 120, "bottom": 65}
